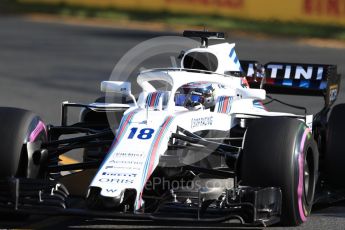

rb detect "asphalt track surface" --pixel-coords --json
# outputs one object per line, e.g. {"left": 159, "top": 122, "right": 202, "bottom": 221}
{"left": 1, "top": 16, "right": 345, "bottom": 229}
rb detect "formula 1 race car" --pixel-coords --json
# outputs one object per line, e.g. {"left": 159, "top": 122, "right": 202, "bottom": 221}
{"left": 0, "top": 31, "right": 343, "bottom": 227}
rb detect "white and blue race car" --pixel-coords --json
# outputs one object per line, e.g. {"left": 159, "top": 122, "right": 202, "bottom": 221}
{"left": 0, "top": 31, "right": 342, "bottom": 227}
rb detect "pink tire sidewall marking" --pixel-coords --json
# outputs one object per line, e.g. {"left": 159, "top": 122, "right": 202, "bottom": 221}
{"left": 29, "top": 120, "right": 47, "bottom": 143}
{"left": 297, "top": 127, "right": 310, "bottom": 222}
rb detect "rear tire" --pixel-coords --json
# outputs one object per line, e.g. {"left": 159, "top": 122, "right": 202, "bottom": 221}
{"left": 324, "top": 104, "right": 345, "bottom": 188}
{"left": 81, "top": 96, "right": 119, "bottom": 162}
{"left": 240, "top": 117, "right": 318, "bottom": 226}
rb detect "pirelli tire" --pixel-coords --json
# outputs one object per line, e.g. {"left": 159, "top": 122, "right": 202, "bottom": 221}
{"left": 324, "top": 104, "right": 345, "bottom": 188}
{"left": 240, "top": 117, "right": 318, "bottom": 226}
{"left": 0, "top": 107, "right": 47, "bottom": 179}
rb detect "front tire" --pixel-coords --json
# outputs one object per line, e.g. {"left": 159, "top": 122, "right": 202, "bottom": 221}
{"left": 0, "top": 107, "right": 47, "bottom": 178}
{"left": 240, "top": 117, "right": 318, "bottom": 226}
{"left": 0, "top": 107, "right": 47, "bottom": 220}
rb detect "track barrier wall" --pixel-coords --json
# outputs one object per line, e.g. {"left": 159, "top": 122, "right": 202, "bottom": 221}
{"left": 20, "top": 0, "right": 345, "bottom": 26}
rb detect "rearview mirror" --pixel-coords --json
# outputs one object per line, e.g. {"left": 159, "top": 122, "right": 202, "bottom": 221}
{"left": 237, "top": 88, "right": 266, "bottom": 100}
{"left": 100, "top": 81, "right": 137, "bottom": 106}
{"left": 101, "top": 81, "right": 132, "bottom": 95}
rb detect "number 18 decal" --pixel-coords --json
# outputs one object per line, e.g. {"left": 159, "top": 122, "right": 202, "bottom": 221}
{"left": 128, "top": 127, "right": 155, "bottom": 140}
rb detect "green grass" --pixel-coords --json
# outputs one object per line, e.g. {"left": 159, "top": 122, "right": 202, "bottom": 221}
{"left": 1, "top": 0, "right": 345, "bottom": 40}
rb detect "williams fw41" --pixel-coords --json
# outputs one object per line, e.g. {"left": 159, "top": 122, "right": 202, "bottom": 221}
{"left": 0, "top": 31, "right": 343, "bottom": 227}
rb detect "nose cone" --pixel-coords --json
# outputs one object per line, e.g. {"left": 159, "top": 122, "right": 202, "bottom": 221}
{"left": 86, "top": 187, "right": 125, "bottom": 209}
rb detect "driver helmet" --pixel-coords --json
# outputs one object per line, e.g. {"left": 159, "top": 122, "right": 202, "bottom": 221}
{"left": 175, "top": 82, "right": 215, "bottom": 109}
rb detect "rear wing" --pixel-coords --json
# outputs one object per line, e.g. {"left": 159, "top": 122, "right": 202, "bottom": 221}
{"left": 240, "top": 61, "right": 341, "bottom": 107}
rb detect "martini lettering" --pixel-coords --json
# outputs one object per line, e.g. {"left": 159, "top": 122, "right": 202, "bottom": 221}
{"left": 245, "top": 63, "right": 325, "bottom": 80}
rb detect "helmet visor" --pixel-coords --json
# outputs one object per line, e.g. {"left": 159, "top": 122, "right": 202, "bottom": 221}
{"left": 175, "top": 94, "right": 204, "bottom": 106}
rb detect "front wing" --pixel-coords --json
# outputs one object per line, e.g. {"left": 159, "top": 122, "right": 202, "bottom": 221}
{"left": 0, "top": 177, "right": 281, "bottom": 227}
